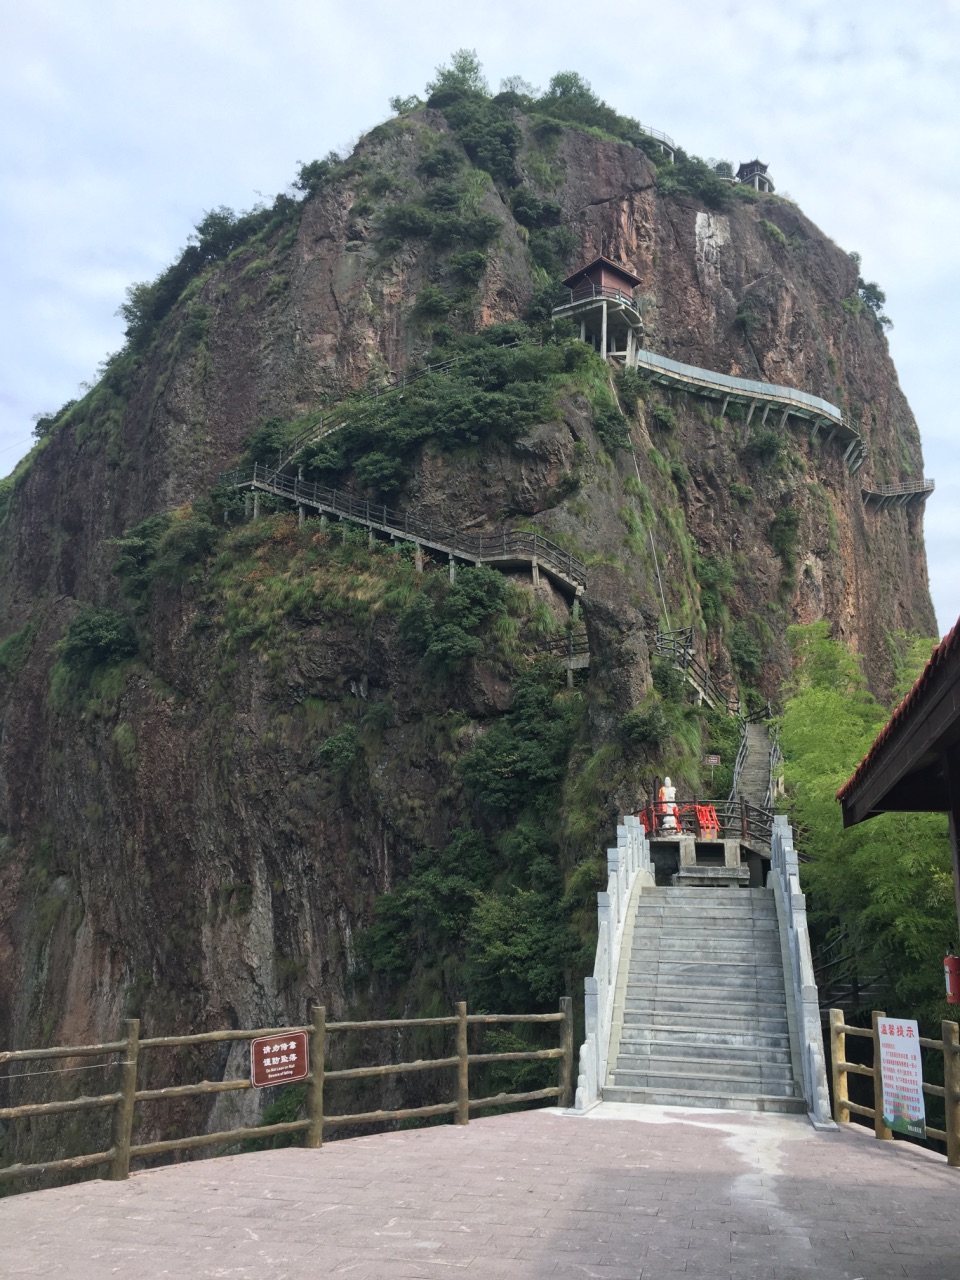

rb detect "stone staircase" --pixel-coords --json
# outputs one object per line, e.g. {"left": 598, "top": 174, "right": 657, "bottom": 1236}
{"left": 737, "top": 721, "right": 772, "bottom": 807}
{"left": 603, "top": 885, "right": 806, "bottom": 1113}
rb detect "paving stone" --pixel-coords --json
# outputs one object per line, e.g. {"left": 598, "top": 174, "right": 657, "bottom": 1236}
{"left": 1, "top": 1105, "right": 958, "bottom": 1278}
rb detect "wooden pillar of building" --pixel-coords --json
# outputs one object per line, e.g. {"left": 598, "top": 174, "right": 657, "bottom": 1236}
{"left": 600, "top": 300, "right": 608, "bottom": 360}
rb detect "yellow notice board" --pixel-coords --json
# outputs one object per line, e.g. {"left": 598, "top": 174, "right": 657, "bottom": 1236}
{"left": 878, "top": 1018, "right": 925, "bottom": 1138}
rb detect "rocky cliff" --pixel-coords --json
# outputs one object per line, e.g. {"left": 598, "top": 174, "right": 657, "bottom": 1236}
{"left": 0, "top": 79, "right": 936, "bottom": 1158}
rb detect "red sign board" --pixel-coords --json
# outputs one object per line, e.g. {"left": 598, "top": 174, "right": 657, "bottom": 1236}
{"left": 250, "top": 1031, "right": 310, "bottom": 1088}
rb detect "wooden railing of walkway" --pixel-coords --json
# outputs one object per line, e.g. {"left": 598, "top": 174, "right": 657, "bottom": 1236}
{"left": 221, "top": 464, "right": 588, "bottom": 595}
{"left": 829, "top": 1009, "right": 960, "bottom": 1167}
{"left": 0, "top": 1000, "right": 574, "bottom": 1190}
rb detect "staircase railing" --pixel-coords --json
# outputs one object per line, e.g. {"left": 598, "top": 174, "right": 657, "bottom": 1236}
{"left": 221, "top": 464, "right": 588, "bottom": 592}
{"left": 574, "top": 816, "right": 652, "bottom": 1111}
{"left": 770, "top": 816, "right": 833, "bottom": 1126}
{"left": 652, "top": 629, "right": 739, "bottom": 715}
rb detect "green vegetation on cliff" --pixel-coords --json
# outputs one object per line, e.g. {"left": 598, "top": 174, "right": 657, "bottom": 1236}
{"left": 782, "top": 624, "right": 953, "bottom": 1026}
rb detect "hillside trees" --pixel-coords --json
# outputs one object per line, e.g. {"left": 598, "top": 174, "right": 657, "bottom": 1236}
{"left": 781, "top": 623, "right": 953, "bottom": 1025}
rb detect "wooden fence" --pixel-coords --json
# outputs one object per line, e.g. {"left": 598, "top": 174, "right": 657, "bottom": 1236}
{"left": 0, "top": 999, "right": 574, "bottom": 1188}
{"left": 829, "top": 1009, "right": 960, "bottom": 1166}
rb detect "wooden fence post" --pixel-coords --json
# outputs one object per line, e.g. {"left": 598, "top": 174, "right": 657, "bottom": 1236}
{"left": 943, "top": 1019, "right": 960, "bottom": 1168}
{"left": 872, "top": 1011, "right": 893, "bottom": 1141}
{"left": 306, "top": 1005, "right": 325, "bottom": 1149}
{"left": 559, "top": 997, "right": 574, "bottom": 1109}
{"left": 110, "top": 1018, "right": 140, "bottom": 1180}
{"left": 456, "top": 1003, "right": 469, "bottom": 1125}
{"left": 829, "top": 1009, "right": 849, "bottom": 1124}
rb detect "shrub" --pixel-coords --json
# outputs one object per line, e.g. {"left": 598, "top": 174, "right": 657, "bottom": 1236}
{"left": 744, "top": 427, "right": 781, "bottom": 463}
{"left": 61, "top": 606, "right": 137, "bottom": 675}
{"left": 651, "top": 659, "right": 686, "bottom": 702}
{"left": 620, "top": 704, "right": 668, "bottom": 749}
{"left": 593, "top": 404, "right": 632, "bottom": 451}
{"left": 400, "top": 565, "right": 508, "bottom": 673}
{"left": 695, "top": 554, "right": 735, "bottom": 630}
{"left": 730, "top": 621, "right": 762, "bottom": 681}
{"left": 528, "top": 225, "right": 578, "bottom": 274}
{"left": 651, "top": 403, "right": 677, "bottom": 430}
{"left": 511, "top": 188, "right": 561, "bottom": 230}
{"left": 729, "top": 481, "right": 754, "bottom": 506}
{"left": 414, "top": 284, "right": 452, "bottom": 318}
{"left": 770, "top": 507, "right": 800, "bottom": 569}
{"left": 460, "top": 667, "right": 578, "bottom": 813}
{"left": 735, "top": 299, "right": 760, "bottom": 335}
{"left": 758, "top": 218, "right": 787, "bottom": 248}
{"left": 416, "top": 145, "right": 463, "bottom": 180}
{"left": 315, "top": 724, "right": 360, "bottom": 773}
{"left": 0, "top": 621, "right": 38, "bottom": 677}
{"left": 616, "top": 368, "right": 648, "bottom": 410}
{"left": 449, "top": 250, "right": 487, "bottom": 286}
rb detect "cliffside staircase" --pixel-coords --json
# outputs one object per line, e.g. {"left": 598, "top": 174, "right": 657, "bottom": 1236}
{"left": 604, "top": 885, "right": 805, "bottom": 1112}
{"left": 220, "top": 463, "right": 587, "bottom": 598}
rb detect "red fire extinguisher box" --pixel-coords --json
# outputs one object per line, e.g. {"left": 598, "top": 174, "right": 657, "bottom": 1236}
{"left": 945, "top": 953, "right": 960, "bottom": 1006}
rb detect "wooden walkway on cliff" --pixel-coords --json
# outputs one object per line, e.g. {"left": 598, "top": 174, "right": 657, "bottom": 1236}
{"left": 221, "top": 464, "right": 588, "bottom": 597}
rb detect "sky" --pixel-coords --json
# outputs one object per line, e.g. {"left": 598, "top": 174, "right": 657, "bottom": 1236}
{"left": 2, "top": 0, "right": 958, "bottom": 634}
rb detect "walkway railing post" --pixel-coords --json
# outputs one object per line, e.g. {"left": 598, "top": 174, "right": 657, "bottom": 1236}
{"left": 110, "top": 1018, "right": 140, "bottom": 1180}
{"left": 944, "top": 1019, "right": 960, "bottom": 1168}
{"left": 559, "top": 996, "right": 574, "bottom": 1108}
{"left": 872, "top": 1011, "right": 893, "bottom": 1141}
{"left": 829, "top": 1009, "right": 850, "bottom": 1124}
{"left": 306, "top": 1004, "right": 325, "bottom": 1149}
{"left": 456, "top": 1002, "right": 469, "bottom": 1125}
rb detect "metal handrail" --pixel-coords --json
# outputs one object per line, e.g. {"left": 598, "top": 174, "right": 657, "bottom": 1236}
{"left": 634, "top": 348, "right": 846, "bottom": 427}
{"left": 862, "top": 478, "right": 935, "bottom": 498}
{"left": 556, "top": 283, "right": 640, "bottom": 309}
{"left": 639, "top": 124, "right": 676, "bottom": 149}
{"left": 652, "top": 630, "right": 739, "bottom": 716}
{"left": 641, "top": 796, "right": 774, "bottom": 846}
{"left": 222, "top": 465, "right": 588, "bottom": 591}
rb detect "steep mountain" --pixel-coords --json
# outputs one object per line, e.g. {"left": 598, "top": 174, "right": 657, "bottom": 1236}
{"left": 0, "top": 68, "right": 936, "bottom": 1154}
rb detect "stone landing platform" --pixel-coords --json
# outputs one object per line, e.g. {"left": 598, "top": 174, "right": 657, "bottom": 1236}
{"left": 1, "top": 1105, "right": 956, "bottom": 1278}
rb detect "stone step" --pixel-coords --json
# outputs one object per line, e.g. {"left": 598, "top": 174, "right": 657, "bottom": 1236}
{"left": 623, "top": 998, "right": 789, "bottom": 1026}
{"left": 619, "top": 1028, "right": 792, "bottom": 1056}
{"left": 601, "top": 1084, "right": 807, "bottom": 1114}
{"left": 632, "top": 926, "right": 783, "bottom": 947}
{"left": 617, "top": 1044, "right": 793, "bottom": 1069}
{"left": 613, "top": 1052, "right": 796, "bottom": 1083}
{"left": 632, "top": 911, "right": 776, "bottom": 928}
{"left": 627, "top": 964, "right": 786, "bottom": 986}
{"left": 611, "top": 1066, "right": 799, "bottom": 1094}
{"left": 629, "top": 943, "right": 783, "bottom": 961}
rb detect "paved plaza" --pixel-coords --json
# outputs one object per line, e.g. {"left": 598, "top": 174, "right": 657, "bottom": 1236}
{"left": 1, "top": 1103, "right": 957, "bottom": 1279}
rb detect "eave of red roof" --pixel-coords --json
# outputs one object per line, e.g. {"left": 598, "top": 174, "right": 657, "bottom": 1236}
{"left": 836, "top": 617, "right": 960, "bottom": 803}
{"left": 561, "top": 256, "right": 642, "bottom": 289}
